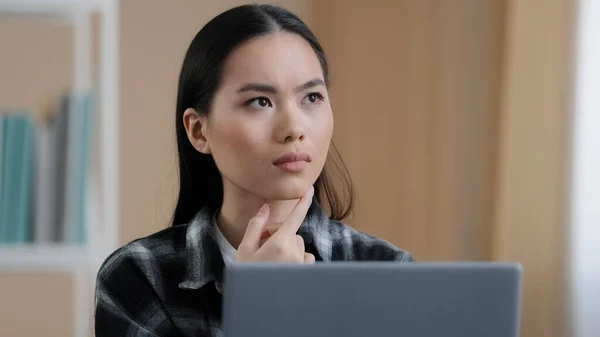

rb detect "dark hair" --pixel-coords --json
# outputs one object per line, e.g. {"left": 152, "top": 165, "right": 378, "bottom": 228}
{"left": 172, "top": 4, "right": 354, "bottom": 226}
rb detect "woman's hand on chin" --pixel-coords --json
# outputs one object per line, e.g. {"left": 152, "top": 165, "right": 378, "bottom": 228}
{"left": 237, "top": 186, "right": 315, "bottom": 264}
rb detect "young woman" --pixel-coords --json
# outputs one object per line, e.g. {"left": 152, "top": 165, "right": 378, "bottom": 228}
{"left": 94, "top": 4, "right": 413, "bottom": 336}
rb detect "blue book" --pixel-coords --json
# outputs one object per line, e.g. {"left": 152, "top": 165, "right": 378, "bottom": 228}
{"left": 0, "top": 113, "right": 3, "bottom": 211}
{"left": 0, "top": 114, "right": 8, "bottom": 241}
{"left": 8, "top": 115, "right": 25, "bottom": 242}
{"left": 75, "top": 93, "right": 94, "bottom": 243}
{"left": 62, "top": 92, "right": 94, "bottom": 244}
{"left": 15, "top": 115, "right": 35, "bottom": 242}
{"left": 0, "top": 115, "right": 15, "bottom": 242}
{"left": 0, "top": 114, "right": 35, "bottom": 243}
{"left": 1, "top": 114, "right": 20, "bottom": 242}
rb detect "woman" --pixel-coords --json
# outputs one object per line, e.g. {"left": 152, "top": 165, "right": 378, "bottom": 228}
{"left": 95, "top": 3, "right": 413, "bottom": 336}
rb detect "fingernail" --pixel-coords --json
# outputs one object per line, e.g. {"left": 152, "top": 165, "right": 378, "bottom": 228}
{"left": 258, "top": 203, "right": 269, "bottom": 215}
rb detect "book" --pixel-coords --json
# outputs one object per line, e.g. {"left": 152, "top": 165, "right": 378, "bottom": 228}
{"left": 15, "top": 114, "right": 35, "bottom": 242}
{"left": 0, "top": 114, "right": 35, "bottom": 243}
{"left": 60, "top": 92, "right": 94, "bottom": 244}
{"left": 53, "top": 95, "right": 70, "bottom": 242}
{"left": 0, "top": 113, "right": 6, "bottom": 241}
{"left": 0, "top": 115, "right": 15, "bottom": 242}
{"left": 0, "top": 112, "right": 3, "bottom": 209}
{"left": 75, "top": 93, "right": 94, "bottom": 243}
{"left": 63, "top": 93, "right": 80, "bottom": 243}
{"left": 34, "top": 114, "right": 58, "bottom": 243}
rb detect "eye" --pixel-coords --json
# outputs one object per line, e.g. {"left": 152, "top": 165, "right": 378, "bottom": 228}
{"left": 247, "top": 97, "right": 273, "bottom": 109}
{"left": 301, "top": 92, "right": 325, "bottom": 105}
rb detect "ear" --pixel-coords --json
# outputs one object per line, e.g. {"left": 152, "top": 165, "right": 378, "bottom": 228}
{"left": 183, "top": 108, "right": 211, "bottom": 154}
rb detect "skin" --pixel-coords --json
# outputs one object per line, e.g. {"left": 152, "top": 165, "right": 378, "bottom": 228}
{"left": 183, "top": 31, "right": 333, "bottom": 263}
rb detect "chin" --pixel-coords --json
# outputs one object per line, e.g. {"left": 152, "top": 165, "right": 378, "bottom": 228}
{"left": 262, "top": 178, "right": 314, "bottom": 200}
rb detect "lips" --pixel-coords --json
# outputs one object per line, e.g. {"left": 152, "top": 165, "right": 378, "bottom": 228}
{"left": 273, "top": 152, "right": 312, "bottom": 165}
{"left": 273, "top": 152, "right": 312, "bottom": 173}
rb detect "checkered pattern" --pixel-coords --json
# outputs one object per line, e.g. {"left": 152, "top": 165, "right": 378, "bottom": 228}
{"left": 94, "top": 199, "right": 414, "bottom": 336}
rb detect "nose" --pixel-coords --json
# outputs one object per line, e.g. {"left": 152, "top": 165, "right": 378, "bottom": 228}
{"left": 275, "top": 104, "right": 305, "bottom": 143}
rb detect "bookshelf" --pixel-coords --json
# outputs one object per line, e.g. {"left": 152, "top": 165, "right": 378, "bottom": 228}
{"left": 0, "top": 244, "right": 91, "bottom": 271}
{"left": 0, "top": 0, "right": 120, "bottom": 336}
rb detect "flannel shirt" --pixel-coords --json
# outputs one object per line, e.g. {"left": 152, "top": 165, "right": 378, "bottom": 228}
{"left": 94, "top": 199, "right": 414, "bottom": 336}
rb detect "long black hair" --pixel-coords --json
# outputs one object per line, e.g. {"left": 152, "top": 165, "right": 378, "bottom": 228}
{"left": 172, "top": 4, "right": 354, "bottom": 226}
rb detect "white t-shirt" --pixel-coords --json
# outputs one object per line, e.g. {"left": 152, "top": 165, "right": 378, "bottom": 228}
{"left": 213, "top": 216, "right": 238, "bottom": 266}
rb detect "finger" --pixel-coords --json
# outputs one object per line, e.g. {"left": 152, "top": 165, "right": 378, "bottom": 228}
{"left": 260, "top": 229, "right": 271, "bottom": 241}
{"left": 303, "top": 253, "right": 315, "bottom": 264}
{"left": 273, "top": 186, "right": 314, "bottom": 238}
{"left": 259, "top": 237, "right": 269, "bottom": 248}
{"left": 295, "top": 235, "right": 305, "bottom": 253}
{"left": 266, "top": 222, "right": 283, "bottom": 236}
{"left": 239, "top": 204, "right": 270, "bottom": 252}
{"left": 258, "top": 229, "right": 272, "bottom": 248}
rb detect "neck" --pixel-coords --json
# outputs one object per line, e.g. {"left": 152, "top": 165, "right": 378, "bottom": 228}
{"left": 216, "top": 183, "right": 300, "bottom": 249}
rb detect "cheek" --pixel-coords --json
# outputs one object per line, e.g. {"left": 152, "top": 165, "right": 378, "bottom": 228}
{"left": 313, "top": 111, "right": 334, "bottom": 147}
{"left": 213, "top": 122, "right": 250, "bottom": 149}
{"left": 308, "top": 111, "right": 334, "bottom": 173}
{"left": 208, "top": 120, "right": 265, "bottom": 165}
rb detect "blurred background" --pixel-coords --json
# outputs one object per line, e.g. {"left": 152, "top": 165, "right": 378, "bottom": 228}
{"left": 0, "top": 0, "right": 598, "bottom": 336}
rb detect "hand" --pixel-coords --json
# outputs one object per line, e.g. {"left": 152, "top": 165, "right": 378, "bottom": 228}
{"left": 237, "top": 186, "right": 316, "bottom": 264}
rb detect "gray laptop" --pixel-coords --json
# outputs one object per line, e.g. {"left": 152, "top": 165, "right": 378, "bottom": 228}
{"left": 222, "top": 262, "right": 522, "bottom": 337}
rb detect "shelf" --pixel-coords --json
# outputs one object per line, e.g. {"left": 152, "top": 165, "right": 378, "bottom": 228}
{"left": 0, "top": 0, "right": 103, "bottom": 14}
{"left": 0, "top": 243, "right": 93, "bottom": 272}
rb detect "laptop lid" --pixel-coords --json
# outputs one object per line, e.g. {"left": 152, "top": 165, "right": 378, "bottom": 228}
{"left": 222, "top": 262, "right": 522, "bottom": 337}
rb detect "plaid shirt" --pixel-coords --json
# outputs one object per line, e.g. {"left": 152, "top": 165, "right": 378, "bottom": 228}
{"left": 94, "top": 199, "right": 414, "bottom": 336}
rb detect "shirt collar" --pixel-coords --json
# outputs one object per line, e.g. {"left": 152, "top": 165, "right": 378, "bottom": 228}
{"left": 178, "top": 206, "right": 225, "bottom": 291}
{"left": 178, "top": 197, "right": 333, "bottom": 291}
{"left": 213, "top": 210, "right": 238, "bottom": 266}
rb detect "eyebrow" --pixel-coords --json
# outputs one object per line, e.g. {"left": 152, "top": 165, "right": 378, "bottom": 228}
{"left": 236, "top": 78, "right": 326, "bottom": 94}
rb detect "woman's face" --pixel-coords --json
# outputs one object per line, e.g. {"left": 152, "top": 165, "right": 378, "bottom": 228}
{"left": 191, "top": 32, "right": 333, "bottom": 200}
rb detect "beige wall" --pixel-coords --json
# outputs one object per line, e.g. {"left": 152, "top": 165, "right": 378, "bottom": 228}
{"left": 492, "top": 0, "right": 575, "bottom": 336}
{"left": 311, "top": 0, "right": 505, "bottom": 262}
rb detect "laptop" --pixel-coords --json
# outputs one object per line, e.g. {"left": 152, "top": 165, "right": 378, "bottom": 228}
{"left": 222, "top": 262, "right": 522, "bottom": 337}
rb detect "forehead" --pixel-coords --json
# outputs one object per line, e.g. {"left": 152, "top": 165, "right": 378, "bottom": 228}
{"left": 219, "top": 32, "right": 324, "bottom": 89}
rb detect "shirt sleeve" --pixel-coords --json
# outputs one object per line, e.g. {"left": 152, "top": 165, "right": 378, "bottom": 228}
{"left": 94, "top": 251, "right": 184, "bottom": 337}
